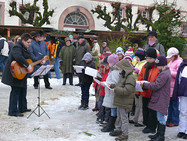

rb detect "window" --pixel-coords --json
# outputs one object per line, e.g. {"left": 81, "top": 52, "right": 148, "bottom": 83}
{"left": 182, "top": 24, "right": 187, "bottom": 34}
{"left": 120, "top": 9, "right": 124, "bottom": 19}
{"left": 141, "top": 11, "right": 147, "bottom": 18}
{"left": 64, "top": 12, "right": 88, "bottom": 26}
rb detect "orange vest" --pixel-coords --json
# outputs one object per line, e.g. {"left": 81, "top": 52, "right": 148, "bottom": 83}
{"left": 136, "top": 64, "right": 159, "bottom": 98}
{"left": 45, "top": 41, "right": 55, "bottom": 57}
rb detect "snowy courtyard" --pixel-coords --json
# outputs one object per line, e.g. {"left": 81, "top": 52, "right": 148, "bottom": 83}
{"left": 0, "top": 77, "right": 185, "bottom": 141}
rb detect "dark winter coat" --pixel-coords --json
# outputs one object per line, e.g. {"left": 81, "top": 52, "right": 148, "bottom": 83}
{"left": 59, "top": 44, "right": 76, "bottom": 73}
{"left": 113, "top": 59, "right": 136, "bottom": 113}
{"left": 172, "top": 60, "right": 187, "bottom": 100}
{"left": 1, "top": 40, "right": 32, "bottom": 87}
{"left": 143, "top": 67, "right": 171, "bottom": 115}
{"left": 75, "top": 40, "right": 90, "bottom": 65}
{"left": 143, "top": 40, "right": 165, "bottom": 56}
{"left": 29, "top": 40, "right": 49, "bottom": 71}
{"left": 80, "top": 60, "right": 95, "bottom": 86}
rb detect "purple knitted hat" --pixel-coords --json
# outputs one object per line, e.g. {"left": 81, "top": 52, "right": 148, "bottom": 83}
{"left": 107, "top": 54, "right": 119, "bottom": 67}
{"left": 155, "top": 55, "right": 167, "bottom": 66}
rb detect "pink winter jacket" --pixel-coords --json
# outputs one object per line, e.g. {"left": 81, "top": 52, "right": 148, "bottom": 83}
{"left": 168, "top": 56, "right": 183, "bottom": 97}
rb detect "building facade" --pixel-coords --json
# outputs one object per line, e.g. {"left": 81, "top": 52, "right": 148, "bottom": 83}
{"left": 0, "top": 0, "right": 187, "bottom": 35}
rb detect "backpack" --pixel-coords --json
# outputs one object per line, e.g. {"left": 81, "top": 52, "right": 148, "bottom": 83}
{"left": 0, "top": 38, "right": 5, "bottom": 53}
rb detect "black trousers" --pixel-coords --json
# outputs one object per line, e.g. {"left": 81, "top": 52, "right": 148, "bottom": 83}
{"left": 142, "top": 97, "right": 158, "bottom": 130}
{"left": 34, "top": 74, "right": 50, "bottom": 87}
{"left": 9, "top": 86, "right": 27, "bottom": 115}
{"left": 63, "top": 73, "right": 73, "bottom": 85}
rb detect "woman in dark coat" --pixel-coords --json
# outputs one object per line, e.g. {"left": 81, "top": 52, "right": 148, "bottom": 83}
{"left": 1, "top": 33, "right": 33, "bottom": 117}
{"left": 142, "top": 55, "right": 171, "bottom": 141}
{"left": 59, "top": 37, "right": 76, "bottom": 85}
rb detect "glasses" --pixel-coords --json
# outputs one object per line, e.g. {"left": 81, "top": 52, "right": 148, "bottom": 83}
{"left": 26, "top": 41, "right": 31, "bottom": 44}
{"left": 146, "top": 57, "right": 152, "bottom": 60}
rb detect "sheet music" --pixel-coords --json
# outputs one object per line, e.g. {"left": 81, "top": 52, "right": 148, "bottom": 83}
{"left": 97, "top": 72, "right": 102, "bottom": 78}
{"left": 93, "top": 78, "right": 101, "bottom": 85}
{"left": 85, "top": 67, "right": 101, "bottom": 78}
{"left": 40, "top": 65, "right": 53, "bottom": 75}
{"left": 73, "top": 65, "right": 84, "bottom": 73}
{"left": 136, "top": 81, "right": 143, "bottom": 92}
{"left": 136, "top": 81, "right": 149, "bottom": 92}
{"left": 85, "top": 67, "right": 98, "bottom": 77}
{"left": 31, "top": 65, "right": 53, "bottom": 77}
{"left": 102, "top": 82, "right": 111, "bottom": 90}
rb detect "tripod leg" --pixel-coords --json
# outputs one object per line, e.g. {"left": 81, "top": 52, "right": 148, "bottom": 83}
{"left": 40, "top": 105, "right": 50, "bottom": 119}
{"left": 27, "top": 105, "right": 40, "bottom": 119}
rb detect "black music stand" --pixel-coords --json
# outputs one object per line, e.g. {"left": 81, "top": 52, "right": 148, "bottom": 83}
{"left": 27, "top": 65, "right": 53, "bottom": 119}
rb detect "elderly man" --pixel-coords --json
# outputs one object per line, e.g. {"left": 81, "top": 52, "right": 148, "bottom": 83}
{"left": 143, "top": 31, "right": 165, "bottom": 56}
{"left": 75, "top": 34, "right": 90, "bottom": 86}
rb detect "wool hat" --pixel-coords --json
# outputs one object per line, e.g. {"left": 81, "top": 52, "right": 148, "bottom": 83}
{"left": 107, "top": 54, "right": 119, "bottom": 67}
{"left": 78, "top": 35, "right": 84, "bottom": 39}
{"left": 102, "top": 42, "right": 107, "bottom": 45}
{"left": 69, "top": 35, "right": 73, "bottom": 38}
{"left": 125, "top": 49, "right": 134, "bottom": 57}
{"left": 124, "top": 54, "right": 133, "bottom": 62}
{"left": 155, "top": 55, "right": 167, "bottom": 66}
{"left": 45, "top": 35, "right": 51, "bottom": 41}
{"left": 135, "top": 48, "right": 146, "bottom": 60}
{"left": 101, "top": 56, "right": 109, "bottom": 65}
{"left": 148, "top": 31, "right": 157, "bottom": 37}
{"left": 93, "top": 40, "right": 98, "bottom": 43}
{"left": 166, "top": 47, "right": 179, "bottom": 58}
{"left": 116, "top": 47, "right": 124, "bottom": 56}
{"left": 32, "top": 32, "right": 40, "bottom": 37}
{"left": 146, "top": 48, "right": 157, "bottom": 59}
{"left": 65, "top": 37, "right": 71, "bottom": 42}
{"left": 82, "top": 52, "right": 92, "bottom": 62}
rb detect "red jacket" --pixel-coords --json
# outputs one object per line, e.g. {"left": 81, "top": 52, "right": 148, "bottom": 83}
{"left": 136, "top": 64, "right": 159, "bottom": 98}
{"left": 93, "top": 68, "right": 100, "bottom": 89}
{"left": 100, "top": 69, "right": 109, "bottom": 96}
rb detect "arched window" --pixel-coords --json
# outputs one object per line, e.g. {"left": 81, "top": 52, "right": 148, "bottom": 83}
{"left": 64, "top": 12, "right": 88, "bottom": 26}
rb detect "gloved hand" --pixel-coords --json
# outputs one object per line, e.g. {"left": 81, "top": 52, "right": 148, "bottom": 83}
{"left": 133, "top": 68, "right": 140, "bottom": 74}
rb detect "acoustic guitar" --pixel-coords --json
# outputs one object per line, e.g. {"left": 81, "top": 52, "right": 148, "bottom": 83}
{"left": 10, "top": 56, "right": 49, "bottom": 80}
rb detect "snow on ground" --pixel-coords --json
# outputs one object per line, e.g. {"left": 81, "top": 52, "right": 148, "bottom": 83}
{"left": 0, "top": 77, "right": 185, "bottom": 141}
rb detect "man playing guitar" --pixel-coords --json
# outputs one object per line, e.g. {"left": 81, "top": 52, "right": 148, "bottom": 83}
{"left": 1, "top": 33, "right": 46, "bottom": 117}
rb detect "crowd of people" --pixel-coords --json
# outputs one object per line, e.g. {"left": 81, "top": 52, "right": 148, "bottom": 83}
{"left": 0, "top": 30, "right": 187, "bottom": 141}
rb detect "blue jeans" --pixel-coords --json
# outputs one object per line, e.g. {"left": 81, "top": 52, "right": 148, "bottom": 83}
{"left": 54, "top": 57, "right": 61, "bottom": 79}
{"left": 111, "top": 108, "right": 117, "bottom": 117}
{"left": 157, "top": 112, "right": 166, "bottom": 125}
{"left": 0, "top": 55, "right": 8, "bottom": 72}
{"left": 81, "top": 84, "right": 90, "bottom": 101}
{"left": 167, "top": 98, "right": 180, "bottom": 125}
